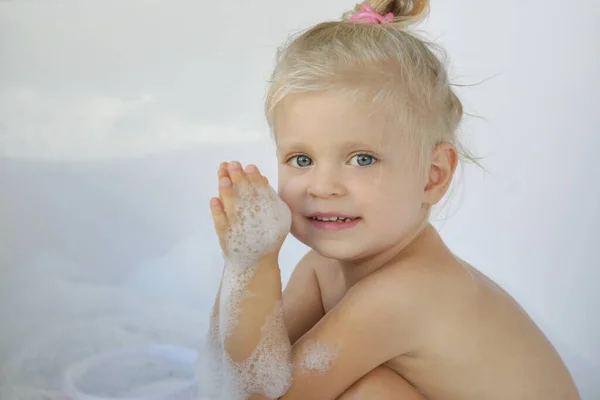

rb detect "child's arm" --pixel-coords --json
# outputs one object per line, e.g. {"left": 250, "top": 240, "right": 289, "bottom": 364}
{"left": 205, "top": 250, "right": 323, "bottom": 361}
{"left": 208, "top": 161, "right": 294, "bottom": 397}
{"left": 224, "top": 248, "right": 423, "bottom": 400}
{"left": 281, "top": 250, "right": 325, "bottom": 345}
{"left": 245, "top": 260, "right": 420, "bottom": 400}
{"left": 209, "top": 162, "right": 324, "bottom": 349}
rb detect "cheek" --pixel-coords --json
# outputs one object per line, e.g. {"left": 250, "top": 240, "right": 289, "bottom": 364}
{"left": 277, "top": 176, "right": 303, "bottom": 208}
{"left": 364, "top": 176, "right": 423, "bottom": 214}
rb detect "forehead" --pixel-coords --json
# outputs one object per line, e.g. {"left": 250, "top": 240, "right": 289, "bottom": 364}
{"left": 274, "top": 91, "right": 400, "bottom": 151}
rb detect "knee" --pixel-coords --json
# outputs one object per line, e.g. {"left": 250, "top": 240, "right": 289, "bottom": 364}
{"left": 337, "top": 366, "right": 425, "bottom": 400}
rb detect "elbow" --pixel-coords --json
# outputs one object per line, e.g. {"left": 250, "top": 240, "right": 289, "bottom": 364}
{"left": 257, "top": 345, "right": 294, "bottom": 398}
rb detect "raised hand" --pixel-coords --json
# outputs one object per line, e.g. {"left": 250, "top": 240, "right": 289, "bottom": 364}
{"left": 210, "top": 161, "right": 291, "bottom": 266}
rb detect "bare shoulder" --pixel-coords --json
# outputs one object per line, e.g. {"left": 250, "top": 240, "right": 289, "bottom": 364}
{"left": 352, "top": 253, "right": 479, "bottom": 308}
{"left": 344, "top": 252, "right": 489, "bottom": 351}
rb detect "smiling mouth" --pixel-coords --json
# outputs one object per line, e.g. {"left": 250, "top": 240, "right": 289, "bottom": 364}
{"left": 307, "top": 216, "right": 360, "bottom": 223}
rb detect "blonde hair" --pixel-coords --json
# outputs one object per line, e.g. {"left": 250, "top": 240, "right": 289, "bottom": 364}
{"left": 265, "top": 0, "right": 477, "bottom": 174}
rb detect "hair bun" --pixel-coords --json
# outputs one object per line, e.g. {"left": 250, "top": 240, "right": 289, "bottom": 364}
{"left": 344, "top": 0, "right": 429, "bottom": 28}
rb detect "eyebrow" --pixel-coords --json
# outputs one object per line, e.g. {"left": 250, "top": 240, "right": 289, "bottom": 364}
{"left": 278, "top": 140, "right": 378, "bottom": 151}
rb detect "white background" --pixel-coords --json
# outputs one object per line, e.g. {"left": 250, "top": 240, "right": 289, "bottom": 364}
{"left": 0, "top": 0, "right": 598, "bottom": 398}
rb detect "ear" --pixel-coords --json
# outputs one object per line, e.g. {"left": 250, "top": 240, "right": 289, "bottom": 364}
{"left": 422, "top": 142, "right": 458, "bottom": 206}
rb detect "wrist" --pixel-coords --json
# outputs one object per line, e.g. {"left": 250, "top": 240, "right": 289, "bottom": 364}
{"left": 257, "top": 252, "right": 280, "bottom": 268}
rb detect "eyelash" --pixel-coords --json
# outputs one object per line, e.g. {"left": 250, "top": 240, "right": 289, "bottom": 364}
{"left": 285, "top": 153, "right": 379, "bottom": 168}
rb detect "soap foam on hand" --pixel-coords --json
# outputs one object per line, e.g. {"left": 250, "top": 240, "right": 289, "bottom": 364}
{"left": 218, "top": 181, "right": 291, "bottom": 341}
{"left": 224, "top": 183, "right": 292, "bottom": 269}
{"left": 199, "top": 179, "right": 293, "bottom": 399}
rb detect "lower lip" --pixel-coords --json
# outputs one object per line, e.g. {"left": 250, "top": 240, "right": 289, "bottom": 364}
{"left": 307, "top": 217, "right": 361, "bottom": 231}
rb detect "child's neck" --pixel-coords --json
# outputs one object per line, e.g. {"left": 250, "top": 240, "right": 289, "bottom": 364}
{"left": 341, "top": 219, "right": 436, "bottom": 289}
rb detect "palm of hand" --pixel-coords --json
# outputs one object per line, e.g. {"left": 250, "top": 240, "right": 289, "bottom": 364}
{"left": 210, "top": 161, "right": 291, "bottom": 264}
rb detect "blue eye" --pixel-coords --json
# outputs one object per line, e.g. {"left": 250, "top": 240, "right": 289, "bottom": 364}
{"left": 288, "top": 155, "right": 312, "bottom": 167}
{"left": 350, "top": 154, "right": 377, "bottom": 167}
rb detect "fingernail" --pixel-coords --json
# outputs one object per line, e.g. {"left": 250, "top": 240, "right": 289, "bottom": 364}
{"left": 210, "top": 198, "right": 220, "bottom": 207}
{"left": 219, "top": 177, "right": 232, "bottom": 188}
{"left": 246, "top": 165, "right": 258, "bottom": 174}
{"left": 230, "top": 161, "right": 241, "bottom": 170}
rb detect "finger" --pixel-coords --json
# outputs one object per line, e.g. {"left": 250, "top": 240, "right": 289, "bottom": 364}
{"left": 263, "top": 176, "right": 269, "bottom": 184}
{"left": 218, "top": 163, "right": 231, "bottom": 209}
{"left": 209, "top": 197, "right": 229, "bottom": 234}
{"left": 244, "top": 164, "right": 267, "bottom": 187}
{"left": 218, "top": 162, "right": 230, "bottom": 180}
{"left": 228, "top": 160, "right": 250, "bottom": 190}
{"left": 209, "top": 197, "right": 229, "bottom": 249}
{"left": 218, "top": 175, "right": 237, "bottom": 224}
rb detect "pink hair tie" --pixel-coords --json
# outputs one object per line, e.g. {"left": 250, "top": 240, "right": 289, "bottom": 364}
{"left": 349, "top": 4, "right": 395, "bottom": 25}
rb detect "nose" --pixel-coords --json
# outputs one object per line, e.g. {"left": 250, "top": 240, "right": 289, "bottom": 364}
{"left": 307, "top": 165, "right": 346, "bottom": 199}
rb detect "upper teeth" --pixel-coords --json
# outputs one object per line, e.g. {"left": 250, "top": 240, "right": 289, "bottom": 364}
{"left": 311, "top": 216, "right": 355, "bottom": 222}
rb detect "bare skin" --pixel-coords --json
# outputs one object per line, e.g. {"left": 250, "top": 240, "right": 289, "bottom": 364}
{"left": 208, "top": 160, "right": 580, "bottom": 400}
{"left": 283, "top": 243, "right": 427, "bottom": 400}
{"left": 209, "top": 162, "right": 424, "bottom": 399}
{"left": 302, "top": 245, "right": 579, "bottom": 400}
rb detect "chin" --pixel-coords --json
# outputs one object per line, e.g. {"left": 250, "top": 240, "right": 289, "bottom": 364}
{"left": 311, "top": 246, "right": 362, "bottom": 261}
{"left": 295, "top": 234, "right": 366, "bottom": 261}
